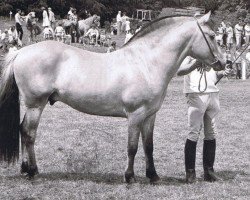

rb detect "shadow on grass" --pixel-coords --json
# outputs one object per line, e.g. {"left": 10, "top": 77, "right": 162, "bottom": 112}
{"left": 37, "top": 172, "right": 187, "bottom": 186}
{"left": 1, "top": 171, "right": 186, "bottom": 186}
{"left": 2, "top": 170, "right": 248, "bottom": 185}
{"left": 217, "top": 170, "right": 250, "bottom": 181}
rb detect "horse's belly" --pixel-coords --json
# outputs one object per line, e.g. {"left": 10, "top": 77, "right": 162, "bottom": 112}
{"left": 56, "top": 92, "right": 127, "bottom": 118}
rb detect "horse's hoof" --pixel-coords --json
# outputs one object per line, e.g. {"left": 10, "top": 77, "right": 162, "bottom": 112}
{"left": 28, "top": 165, "right": 39, "bottom": 177}
{"left": 124, "top": 172, "right": 136, "bottom": 183}
{"left": 150, "top": 175, "right": 161, "bottom": 184}
{"left": 21, "top": 163, "right": 39, "bottom": 178}
{"left": 20, "top": 161, "right": 29, "bottom": 174}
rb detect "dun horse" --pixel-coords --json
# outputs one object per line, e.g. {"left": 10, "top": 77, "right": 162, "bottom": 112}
{"left": 0, "top": 12, "right": 226, "bottom": 183}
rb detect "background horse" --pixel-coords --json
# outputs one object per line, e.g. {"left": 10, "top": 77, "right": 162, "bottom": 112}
{"left": 0, "top": 12, "right": 226, "bottom": 183}
{"left": 78, "top": 14, "right": 100, "bottom": 36}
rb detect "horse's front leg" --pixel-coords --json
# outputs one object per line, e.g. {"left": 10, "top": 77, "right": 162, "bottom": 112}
{"left": 20, "top": 106, "right": 44, "bottom": 178}
{"left": 124, "top": 115, "right": 142, "bottom": 183}
{"left": 141, "top": 114, "right": 161, "bottom": 183}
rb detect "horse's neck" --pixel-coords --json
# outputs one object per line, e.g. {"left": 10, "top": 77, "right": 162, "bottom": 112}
{"left": 85, "top": 17, "right": 93, "bottom": 24}
{"left": 125, "top": 23, "right": 193, "bottom": 83}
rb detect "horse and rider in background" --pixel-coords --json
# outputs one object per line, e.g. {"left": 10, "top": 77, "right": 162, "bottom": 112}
{"left": 25, "top": 12, "right": 42, "bottom": 43}
{"left": 59, "top": 14, "right": 100, "bottom": 43}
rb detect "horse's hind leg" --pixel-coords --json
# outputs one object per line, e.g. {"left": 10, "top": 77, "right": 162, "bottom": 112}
{"left": 20, "top": 105, "right": 45, "bottom": 178}
{"left": 141, "top": 114, "right": 160, "bottom": 183}
{"left": 124, "top": 116, "right": 141, "bottom": 183}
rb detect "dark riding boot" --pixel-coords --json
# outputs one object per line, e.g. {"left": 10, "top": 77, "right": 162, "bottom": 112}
{"left": 185, "top": 139, "right": 197, "bottom": 183}
{"left": 203, "top": 139, "right": 221, "bottom": 182}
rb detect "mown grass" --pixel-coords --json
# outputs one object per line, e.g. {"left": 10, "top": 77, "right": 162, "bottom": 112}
{"left": 0, "top": 19, "right": 249, "bottom": 200}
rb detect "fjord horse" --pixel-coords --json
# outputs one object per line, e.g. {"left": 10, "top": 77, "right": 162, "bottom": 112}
{"left": 0, "top": 12, "right": 226, "bottom": 183}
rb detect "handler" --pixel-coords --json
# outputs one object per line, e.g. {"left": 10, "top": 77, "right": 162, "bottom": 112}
{"left": 177, "top": 56, "right": 232, "bottom": 183}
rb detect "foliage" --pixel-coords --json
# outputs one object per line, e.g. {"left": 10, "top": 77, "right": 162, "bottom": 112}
{"left": 0, "top": 0, "right": 249, "bottom": 21}
{"left": 180, "top": 0, "right": 219, "bottom": 12}
{"left": 0, "top": 2, "right": 13, "bottom": 16}
{"left": 236, "top": 8, "right": 248, "bottom": 19}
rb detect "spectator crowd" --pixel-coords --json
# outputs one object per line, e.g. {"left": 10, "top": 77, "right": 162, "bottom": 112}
{"left": 0, "top": 6, "right": 117, "bottom": 54}
{"left": 215, "top": 17, "right": 250, "bottom": 79}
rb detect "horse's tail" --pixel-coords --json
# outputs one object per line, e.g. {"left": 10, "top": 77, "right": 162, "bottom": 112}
{"left": 0, "top": 51, "right": 20, "bottom": 164}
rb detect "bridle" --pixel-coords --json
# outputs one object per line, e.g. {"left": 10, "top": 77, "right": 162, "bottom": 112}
{"left": 194, "top": 18, "right": 223, "bottom": 92}
{"left": 194, "top": 17, "right": 223, "bottom": 69}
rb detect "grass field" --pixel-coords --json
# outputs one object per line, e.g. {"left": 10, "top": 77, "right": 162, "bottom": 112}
{"left": 0, "top": 19, "right": 250, "bottom": 200}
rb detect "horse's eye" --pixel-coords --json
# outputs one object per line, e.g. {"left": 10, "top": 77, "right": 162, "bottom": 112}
{"left": 208, "top": 31, "right": 216, "bottom": 40}
{"left": 209, "top": 35, "right": 215, "bottom": 40}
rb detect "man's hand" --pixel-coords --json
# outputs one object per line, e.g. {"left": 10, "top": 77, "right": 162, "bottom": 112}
{"left": 223, "top": 64, "right": 233, "bottom": 76}
{"left": 194, "top": 60, "right": 204, "bottom": 73}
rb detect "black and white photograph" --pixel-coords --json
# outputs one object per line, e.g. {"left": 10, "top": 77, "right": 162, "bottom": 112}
{"left": 0, "top": 0, "right": 249, "bottom": 199}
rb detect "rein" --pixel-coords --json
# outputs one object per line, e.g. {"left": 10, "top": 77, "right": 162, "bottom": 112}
{"left": 198, "top": 65, "right": 208, "bottom": 93}
{"left": 195, "top": 18, "right": 217, "bottom": 93}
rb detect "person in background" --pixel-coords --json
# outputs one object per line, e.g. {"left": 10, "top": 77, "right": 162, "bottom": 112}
{"left": 235, "top": 19, "right": 244, "bottom": 49}
{"left": 69, "top": 8, "right": 78, "bottom": 23}
{"left": 68, "top": 7, "right": 74, "bottom": 19}
{"left": 8, "top": 41, "right": 18, "bottom": 53}
{"left": 42, "top": 7, "right": 50, "bottom": 28}
{"left": 15, "top": 9, "right": 24, "bottom": 41}
{"left": 220, "top": 21, "right": 227, "bottom": 46}
{"left": 125, "top": 17, "right": 131, "bottom": 34}
{"left": 121, "top": 12, "right": 128, "bottom": 33}
{"left": 235, "top": 48, "right": 242, "bottom": 79}
{"left": 85, "top": 24, "right": 99, "bottom": 46}
{"left": 116, "top": 11, "right": 122, "bottom": 35}
{"left": 48, "top": 7, "right": 55, "bottom": 30}
{"left": 246, "top": 47, "right": 250, "bottom": 62}
{"left": 0, "top": 29, "right": 9, "bottom": 52}
{"left": 43, "top": 26, "right": 54, "bottom": 40}
{"left": 177, "top": 56, "right": 232, "bottom": 184}
{"left": 107, "top": 41, "right": 116, "bottom": 53}
{"left": 216, "top": 24, "right": 225, "bottom": 47}
{"left": 244, "top": 18, "right": 250, "bottom": 46}
{"left": 225, "top": 22, "right": 234, "bottom": 50}
{"left": 8, "top": 26, "right": 19, "bottom": 45}
{"left": 246, "top": 47, "right": 250, "bottom": 78}
{"left": 55, "top": 21, "right": 65, "bottom": 42}
{"left": 124, "top": 29, "right": 134, "bottom": 44}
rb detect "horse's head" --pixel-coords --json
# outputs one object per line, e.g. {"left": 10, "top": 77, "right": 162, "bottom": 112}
{"left": 29, "top": 12, "right": 36, "bottom": 18}
{"left": 93, "top": 15, "right": 101, "bottom": 26}
{"left": 190, "top": 12, "right": 226, "bottom": 71}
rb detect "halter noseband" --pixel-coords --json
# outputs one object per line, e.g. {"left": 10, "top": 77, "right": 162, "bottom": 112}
{"left": 194, "top": 18, "right": 222, "bottom": 69}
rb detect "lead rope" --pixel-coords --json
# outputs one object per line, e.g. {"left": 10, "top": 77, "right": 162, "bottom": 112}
{"left": 215, "top": 42, "right": 250, "bottom": 85}
{"left": 198, "top": 64, "right": 208, "bottom": 93}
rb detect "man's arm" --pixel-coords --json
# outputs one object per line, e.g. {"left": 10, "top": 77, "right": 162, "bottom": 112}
{"left": 177, "top": 57, "right": 201, "bottom": 76}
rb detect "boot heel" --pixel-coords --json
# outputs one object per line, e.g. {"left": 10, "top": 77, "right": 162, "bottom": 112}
{"left": 186, "top": 169, "right": 196, "bottom": 183}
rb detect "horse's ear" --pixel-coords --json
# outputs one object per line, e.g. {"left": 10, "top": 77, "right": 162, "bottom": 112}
{"left": 198, "top": 11, "right": 211, "bottom": 24}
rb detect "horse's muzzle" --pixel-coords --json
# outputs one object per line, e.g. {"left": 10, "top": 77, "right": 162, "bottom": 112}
{"left": 211, "top": 59, "right": 226, "bottom": 71}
